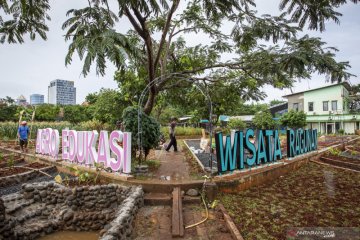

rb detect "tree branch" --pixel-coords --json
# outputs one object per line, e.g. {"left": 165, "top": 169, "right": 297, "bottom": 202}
{"left": 172, "top": 27, "right": 197, "bottom": 37}
{"left": 154, "top": 0, "right": 180, "bottom": 70}
{"left": 132, "top": 7, "right": 146, "bottom": 29}
{"left": 179, "top": 62, "right": 245, "bottom": 75}
{"left": 124, "top": 7, "right": 145, "bottom": 38}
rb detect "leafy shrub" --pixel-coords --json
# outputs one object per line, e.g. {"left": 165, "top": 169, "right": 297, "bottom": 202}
{"left": 328, "top": 147, "right": 341, "bottom": 156}
{"left": 253, "top": 111, "right": 276, "bottom": 129}
{"left": 338, "top": 129, "right": 345, "bottom": 135}
{"left": 122, "top": 107, "right": 161, "bottom": 159}
{"left": 7, "top": 155, "right": 14, "bottom": 168}
{"left": 76, "top": 119, "right": 113, "bottom": 132}
{"left": 228, "top": 118, "right": 246, "bottom": 130}
{"left": 279, "top": 110, "right": 307, "bottom": 129}
{"left": 145, "top": 160, "right": 161, "bottom": 171}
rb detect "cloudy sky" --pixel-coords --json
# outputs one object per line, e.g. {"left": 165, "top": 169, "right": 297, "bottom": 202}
{"left": 0, "top": 0, "right": 359, "bottom": 104}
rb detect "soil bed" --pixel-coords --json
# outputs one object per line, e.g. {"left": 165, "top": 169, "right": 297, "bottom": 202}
{"left": 0, "top": 158, "right": 24, "bottom": 168}
{"left": 0, "top": 170, "right": 63, "bottom": 196}
{"left": 346, "top": 145, "right": 360, "bottom": 152}
{"left": 0, "top": 162, "right": 49, "bottom": 177}
{"left": 323, "top": 154, "right": 360, "bottom": 165}
{"left": 65, "top": 179, "right": 107, "bottom": 187}
{"left": 220, "top": 162, "right": 360, "bottom": 240}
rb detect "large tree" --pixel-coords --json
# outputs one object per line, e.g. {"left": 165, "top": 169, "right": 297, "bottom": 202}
{"left": 348, "top": 84, "right": 360, "bottom": 113}
{"left": 1, "top": 0, "right": 358, "bottom": 115}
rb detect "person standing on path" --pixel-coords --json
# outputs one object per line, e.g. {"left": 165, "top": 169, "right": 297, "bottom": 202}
{"left": 18, "top": 121, "right": 30, "bottom": 152}
{"left": 166, "top": 118, "right": 177, "bottom": 152}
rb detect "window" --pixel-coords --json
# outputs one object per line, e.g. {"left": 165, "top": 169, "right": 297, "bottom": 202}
{"left": 323, "top": 101, "right": 329, "bottom": 111}
{"left": 308, "top": 102, "right": 314, "bottom": 111}
{"left": 293, "top": 103, "right": 299, "bottom": 111}
{"left": 331, "top": 100, "right": 337, "bottom": 111}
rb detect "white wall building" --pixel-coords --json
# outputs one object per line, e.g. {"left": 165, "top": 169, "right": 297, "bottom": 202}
{"left": 283, "top": 82, "right": 360, "bottom": 134}
{"left": 48, "top": 79, "right": 76, "bottom": 105}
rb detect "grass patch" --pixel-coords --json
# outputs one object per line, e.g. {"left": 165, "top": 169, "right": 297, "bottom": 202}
{"left": 145, "top": 159, "right": 161, "bottom": 172}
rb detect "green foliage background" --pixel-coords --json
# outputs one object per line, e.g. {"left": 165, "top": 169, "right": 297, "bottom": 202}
{"left": 280, "top": 110, "right": 307, "bottom": 129}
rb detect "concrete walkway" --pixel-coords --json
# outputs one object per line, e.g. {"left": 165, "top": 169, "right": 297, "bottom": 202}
{"left": 152, "top": 145, "right": 192, "bottom": 182}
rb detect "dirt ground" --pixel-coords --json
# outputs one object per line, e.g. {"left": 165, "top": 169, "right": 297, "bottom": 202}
{"left": 220, "top": 162, "right": 360, "bottom": 240}
{"left": 132, "top": 204, "right": 233, "bottom": 240}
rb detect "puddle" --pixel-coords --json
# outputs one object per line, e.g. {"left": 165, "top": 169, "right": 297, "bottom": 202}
{"left": 39, "top": 231, "right": 100, "bottom": 240}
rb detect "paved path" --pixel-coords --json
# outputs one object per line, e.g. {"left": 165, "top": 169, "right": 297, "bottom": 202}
{"left": 152, "top": 145, "right": 192, "bottom": 182}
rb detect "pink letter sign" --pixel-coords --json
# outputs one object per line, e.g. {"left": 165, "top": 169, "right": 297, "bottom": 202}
{"left": 36, "top": 128, "right": 60, "bottom": 158}
{"left": 36, "top": 128, "right": 132, "bottom": 174}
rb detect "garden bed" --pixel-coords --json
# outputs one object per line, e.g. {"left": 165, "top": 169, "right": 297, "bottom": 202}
{"left": 0, "top": 157, "right": 24, "bottom": 168}
{"left": 0, "top": 162, "right": 50, "bottom": 177}
{"left": 220, "top": 162, "right": 360, "bottom": 240}
{"left": 322, "top": 154, "right": 360, "bottom": 165}
{"left": 319, "top": 156, "right": 360, "bottom": 171}
{"left": 346, "top": 145, "right": 360, "bottom": 152}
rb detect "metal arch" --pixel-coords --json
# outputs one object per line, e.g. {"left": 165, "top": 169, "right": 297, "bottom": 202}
{"left": 137, "top": 73, "right": 214, "bottom": 176}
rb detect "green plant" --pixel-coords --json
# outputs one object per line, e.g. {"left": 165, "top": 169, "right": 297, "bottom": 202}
{"left": 228, "top": 118, "right": 246, "bottom": 130}
{"left": 338, "top": 129, "right": 345, "bottom": 135}
{"left": 68, "top": 166, "right": 95, "bottom": 184}
{"left": 351, "top": 150, "right": 358, "bottom": 156}
{"left": 122, "top": 106, "right": 161, "bottom": 160}
{"left": 64, "top": 175, "right": 70, "bottom": 186}
{"left": 253, "top": 111, "right": 276, "bottom": 129}
{"left": 7, "top": 155, "right": 14, "bottom": 168}
{"left": 145, "top": 159, "right": 161, "bottom": 171}
{"left": 328, "top": 147, "right": 341, "bottom": 156}
{"left": 279, "top": 110, "right": 307, "bottom": 129}
{"left": 0, "top": 153, "right": 3, "bottom": 162}
{"left": 93, "top": 162, "right": 105, "bottom": 183}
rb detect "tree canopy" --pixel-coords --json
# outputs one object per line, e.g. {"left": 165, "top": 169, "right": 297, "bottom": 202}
{"left": 1, "top": 0, "right": 358, "bottom": 115}
{"left": 253, "top": 111, "right": 276, "bottom": 129}
{"left": 348, "top": 84, "right": 360, "bottom": 113}
{"left": 280, "top": 110, "right": 307, "bottom": 129}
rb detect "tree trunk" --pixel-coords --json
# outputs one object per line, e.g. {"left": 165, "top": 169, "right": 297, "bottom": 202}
{"left": 143, "top": 91, "right": 156, "bottom": 115}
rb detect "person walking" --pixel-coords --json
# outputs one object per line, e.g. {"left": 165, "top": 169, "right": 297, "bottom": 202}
{"left": 18, "top": 121, "right": 30, "bottom": 152}
{"left": 165, "top": 118, "right": 177, "bottom": 152}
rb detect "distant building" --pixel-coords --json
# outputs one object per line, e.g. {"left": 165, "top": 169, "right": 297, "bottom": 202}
{"left": 283, "top": 82, "right": 360, "bottom": 134}
{"left": 48, "top": 79, "right": 76, "bottom": 105}
{"left": 269, "top": 102, "right": 288, "bottom": 118}
{"left": 218, "top": 115, "right": 255, "bottom": 127}
{"left": 16, "top": 95, "right": 28, "bottom": 106}
{"left": 30, "top": 94, "right": 44, "bottom": 105}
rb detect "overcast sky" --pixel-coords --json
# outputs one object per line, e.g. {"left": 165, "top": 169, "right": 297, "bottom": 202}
{"left": 0, "top": 0, "right": 359, "bottom": 104}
